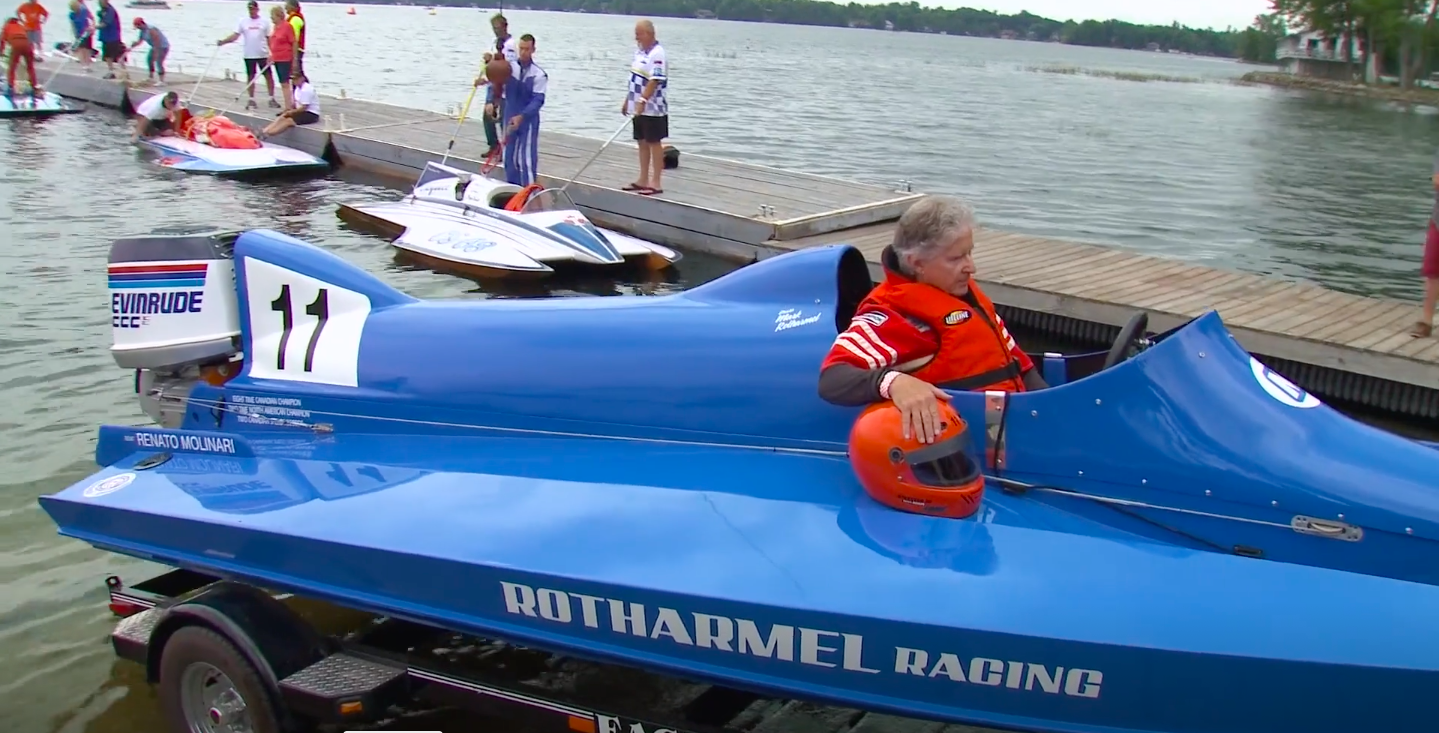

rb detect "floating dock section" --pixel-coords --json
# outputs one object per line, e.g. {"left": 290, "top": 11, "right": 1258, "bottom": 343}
{"left": 46, "top": 67, "right": 1439, "bottom": 420}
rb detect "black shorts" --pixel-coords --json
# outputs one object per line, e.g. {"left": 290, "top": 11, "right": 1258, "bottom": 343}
{"left": 632, "top": 114, "right": 668, "bottom": 143}
{"left": 292, "top": 110, "right": 319, "bottom": 125}
{"left": 142, "top": 116, "right": 171, "bottom": 136}
{"left": 272, "top": 60, "right": 292, "bottom": 83}
{"left": 243, "top": 57, "right": 272, "bottom": 80}
{"left": 73, "top": 35, "right": 94, "bottom": 52}
{"left": 101, "top": 40, "right": 124, "bottom": 62}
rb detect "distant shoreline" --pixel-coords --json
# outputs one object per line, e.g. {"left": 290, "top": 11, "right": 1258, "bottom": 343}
{"left": 1240, "top": 71, "right": 1439, "bottom": 106}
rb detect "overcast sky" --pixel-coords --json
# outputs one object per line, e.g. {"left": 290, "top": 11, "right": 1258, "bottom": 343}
{"left": 938, "top": 0, "right": 1274, "bottom": 30}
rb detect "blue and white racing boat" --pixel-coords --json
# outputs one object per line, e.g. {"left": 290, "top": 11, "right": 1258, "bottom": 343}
{"left": 39, "top": 226, "right": 1439, "bottom": 733}
{"left": 137, "top": 135, "right": 329, "bottom": 176}
{"left": 0, "top": 82, "right": 82, "bottom": 117}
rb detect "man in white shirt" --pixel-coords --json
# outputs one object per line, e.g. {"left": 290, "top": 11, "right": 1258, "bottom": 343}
{"left": 131, "top": 90, "right": 179, "bottom": 141}
{"left": 620, "top": 19, "right": 668, "bottom": 196}
{"left": 216, "top": 0, "right": 277, "bottom": 110}
{"left": 260, "top": 69, "right": 319, "bottom": 137}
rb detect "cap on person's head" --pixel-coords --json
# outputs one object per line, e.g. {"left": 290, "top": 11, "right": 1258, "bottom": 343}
{"left": 132, "top": 16, "right": 145, "bottom": 26}
{"left": 246, "top": 0, "right": 257, "bottom": 8}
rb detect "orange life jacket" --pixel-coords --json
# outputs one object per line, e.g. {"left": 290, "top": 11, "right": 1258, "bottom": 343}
{"left": 2, "top": 19, "right": 30, "bottom": 46}
{"left": 859, "top": 266, "right": 1026, "bottom": 393}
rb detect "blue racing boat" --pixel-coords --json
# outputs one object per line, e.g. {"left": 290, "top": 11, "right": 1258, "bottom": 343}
{"left": 0, "top": 83, "right": 82, "bottom": 117}
{"left": 39, "top": 226, "right": 1439, "bottom": 733}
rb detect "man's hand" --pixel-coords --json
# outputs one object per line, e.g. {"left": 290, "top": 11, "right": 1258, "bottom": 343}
{"left": 483, "top": 102, "right": 494, "bottom": 118}
{"left": 482, "top": 51, "right": 493, "bottom": 62}
{"left": 507, "top": 115, "right": 521, "bottom": 132}
{"left": 887, "top": 373, "right": 953, "bottom": 444}
{"left": 473, "top": 76, "right": 483, "bottom": 87}
{"left": 633, "top": 97, "right": 647, "bottom": 115}
{"left": 620, "top": 99, "right": 628, "bottom": 115}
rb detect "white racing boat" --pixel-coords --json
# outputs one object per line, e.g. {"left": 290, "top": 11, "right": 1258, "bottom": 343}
{"left": 338, "top": 162, "right": 682, "bottom": 276}
{"left": 138, "top": 136, "right": 330, "bottom": 176}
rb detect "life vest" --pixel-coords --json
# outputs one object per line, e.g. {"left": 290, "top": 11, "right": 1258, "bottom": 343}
{"left": 503, "top": 183, "right": 543, "bottom": 212}
{"left": 287, "top": 9, "right": 305, "bottom": 51}
{"left": 858, "top": 256, "right": 1026, "bottom": 393}
{"left": 2, "top": 19, "right": 30, "bottom": 46}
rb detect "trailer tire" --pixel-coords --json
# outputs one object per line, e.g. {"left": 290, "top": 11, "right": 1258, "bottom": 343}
{"left": 159, "top": 625, "right": 285, "bottom": 733}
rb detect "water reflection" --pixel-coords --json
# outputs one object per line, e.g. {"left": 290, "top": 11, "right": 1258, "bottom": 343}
{"left": 1248, "top": 92, "right": 1439, "bottom": 300}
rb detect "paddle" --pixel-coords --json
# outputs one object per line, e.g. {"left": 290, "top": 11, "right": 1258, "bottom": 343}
{"left": 557, "top": 117, "right": 630, "bottom": 194}
{"left": 187, "top": 44, "right": 222, "bottom": 108}
{"left": 439, "top": 58, "right": 490, "bottom": 167}
{"left": 205, "top": 59, "right": 272, "bottom": 120}
{"left": 38, "top": 29, "right": 92, "bottom": 92}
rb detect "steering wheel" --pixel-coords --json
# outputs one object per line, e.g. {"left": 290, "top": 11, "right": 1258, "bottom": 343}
{"left": 1102, "top": 312, "right": 1150, "bottom": 371}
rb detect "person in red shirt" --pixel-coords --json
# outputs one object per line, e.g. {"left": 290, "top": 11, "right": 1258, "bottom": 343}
{"left": 16, "top": 0, "right": 46, "bottom": 53}
{"left": 1, "top": 16, "right": 38, "bottom": 93}
{"left": 818, "top": 195, "right": 1046, "bottom": 444}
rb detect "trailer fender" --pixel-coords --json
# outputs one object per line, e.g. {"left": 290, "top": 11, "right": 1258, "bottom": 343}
{"left": 146, "top": 582, "right": 329, "bottom": 718}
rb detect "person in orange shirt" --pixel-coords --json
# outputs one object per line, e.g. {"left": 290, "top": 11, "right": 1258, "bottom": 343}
{"left": 1, "top": 16, "right": 38, "bottom": 93}
{"left": 16, "top": 0, "right": 47, "bottom": 58}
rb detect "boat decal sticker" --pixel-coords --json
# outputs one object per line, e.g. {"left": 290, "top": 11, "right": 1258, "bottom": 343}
{"left": 1249, "top": 357, "right": 1321, "bottom": 409}
{"left": 231, "top": 394, "right": 314, "bottom": 427}
{"left": 429, "top": 230, "right": 498, "bottom": 254}
{"left": 82, "top": 472, "right": 136, "bottom": 498}
{"left": 499, "top": 580, "right": 1103, "bottom": 700}
{"left": 775, "top": 308, "right": 823, "bottom": 333}
{"left": 243, "top": 259, "right": 372, "bottom": 388}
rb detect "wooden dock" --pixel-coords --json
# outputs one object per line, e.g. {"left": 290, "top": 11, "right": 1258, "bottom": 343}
{"left": 43, "top": 65, "right": 1439, "bottom": 419}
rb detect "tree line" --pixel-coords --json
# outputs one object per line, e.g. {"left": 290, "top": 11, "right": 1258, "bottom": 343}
{"left": 319, "top": 0, "right": 1258, "bottom": 57}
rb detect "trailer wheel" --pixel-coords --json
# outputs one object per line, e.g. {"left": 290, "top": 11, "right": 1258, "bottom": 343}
{"left": 159, "top": 626, "right": 284, "bottom": 733}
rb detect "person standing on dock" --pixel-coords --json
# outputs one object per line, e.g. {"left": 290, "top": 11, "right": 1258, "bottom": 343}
{"left": 216, "top": 0, "right": 277, "bottom": 110}
{"left": 621, "top": 19, "right": 667, "bottom": 196}
{"left": 1415, "top": 154, "right": 1439, "bottom": 338}
{"left": 94, "top": 0, "right": 122, "bottom": 80}
{"left": 480, "top": 12, "right": 518, "bottom": 161}
{"left": 16, "top": 0, "right": 46, "bottom": 61}
{"left": 284, "top": 0, "right": 305, "bottom": 77}
{"left": 1, "top": 15, "right": 39, "bottom": 92}
{"left": 68, "top": 0, "right": 94, "bottom": 71}
{"left": 266, "top": 4, "right": 295, "bottom": 110}
{"left": 501, "top": 33, "right": 545, "bottom": 187}
{"left": 128, "top": 17, "right": 166, "bottom": 84}
{"left": 816, "top": 196, "right": 1047, "bottom": 444}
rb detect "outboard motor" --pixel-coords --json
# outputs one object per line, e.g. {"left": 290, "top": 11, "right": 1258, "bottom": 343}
{"left": 108, "top": 226, "right": 244, "bottom": 428}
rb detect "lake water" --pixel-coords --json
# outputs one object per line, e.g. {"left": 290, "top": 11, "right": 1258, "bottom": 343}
{"left": 2, "top": 3, "right": 1437, "bottom": 730}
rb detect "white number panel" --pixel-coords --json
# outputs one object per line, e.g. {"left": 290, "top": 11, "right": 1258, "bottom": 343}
{"left": 243, "top": 258, "right": 371, "bottom": 387}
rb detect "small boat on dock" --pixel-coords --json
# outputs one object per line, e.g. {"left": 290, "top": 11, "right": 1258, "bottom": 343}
{"left": 35, "top": 225, "right": 1439, "bottom": 733}
{"left": 338, "top": 161, "right": 680, "bottom": 276}
{"left": 125, "top": 0, "right": 171, "bottom": 9}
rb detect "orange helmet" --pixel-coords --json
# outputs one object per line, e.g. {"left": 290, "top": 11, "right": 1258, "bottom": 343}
{"left": 848, "top": 401, "right": 986, "bottom": 519}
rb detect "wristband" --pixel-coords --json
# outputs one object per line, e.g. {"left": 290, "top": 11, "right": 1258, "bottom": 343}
{"left": 878, "top": 371, "right": 900, "bottom": 400}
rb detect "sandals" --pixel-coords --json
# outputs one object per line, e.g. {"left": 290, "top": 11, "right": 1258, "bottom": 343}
{"left": 638, "top": 188, "right": 663, "bottom": 196}
{"left": 1412, "top": 321, "right": 1433, "bottom": 338}
{"left": 621, "top": 182, "right": 646, "bottom": 192}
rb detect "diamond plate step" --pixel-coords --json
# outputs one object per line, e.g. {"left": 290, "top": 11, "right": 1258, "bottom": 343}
{"left": 279, "top": 652, "right": 409, "bottom": 723}
{"left": 111, "top": 607, "right": 163, "bottom": 663}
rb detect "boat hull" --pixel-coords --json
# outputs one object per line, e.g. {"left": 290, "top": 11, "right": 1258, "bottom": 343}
{"left": 0, "top": 88, "right": 82, "bottom": 117}
{"left": 39, "top": 430, "right": 1439, "bottom": 733}
{"left": 139, "top": 136, "right": 329, "bottom": 176}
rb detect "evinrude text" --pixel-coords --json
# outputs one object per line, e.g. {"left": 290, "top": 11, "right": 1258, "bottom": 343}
{"left": 111, "top": 290, "right": 205, "bottom": 329}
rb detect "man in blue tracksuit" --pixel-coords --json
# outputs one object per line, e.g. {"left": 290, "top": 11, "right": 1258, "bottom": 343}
{"left": 500, "top": 33, "right": 546, "bottom": 187}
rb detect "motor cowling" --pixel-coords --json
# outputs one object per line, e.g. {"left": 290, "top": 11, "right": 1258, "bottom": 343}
{"left": 108, "top": 226, "right": 243, "bottom": 372}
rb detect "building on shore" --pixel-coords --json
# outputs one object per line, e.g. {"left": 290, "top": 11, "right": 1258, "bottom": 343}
{"left": 1276, "top": 31, "right": 1373, "bottom": 82}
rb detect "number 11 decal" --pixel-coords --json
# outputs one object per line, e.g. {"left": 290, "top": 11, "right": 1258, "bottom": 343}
{"left": 271, "top": 284, "right": 330, "bottom": 372}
